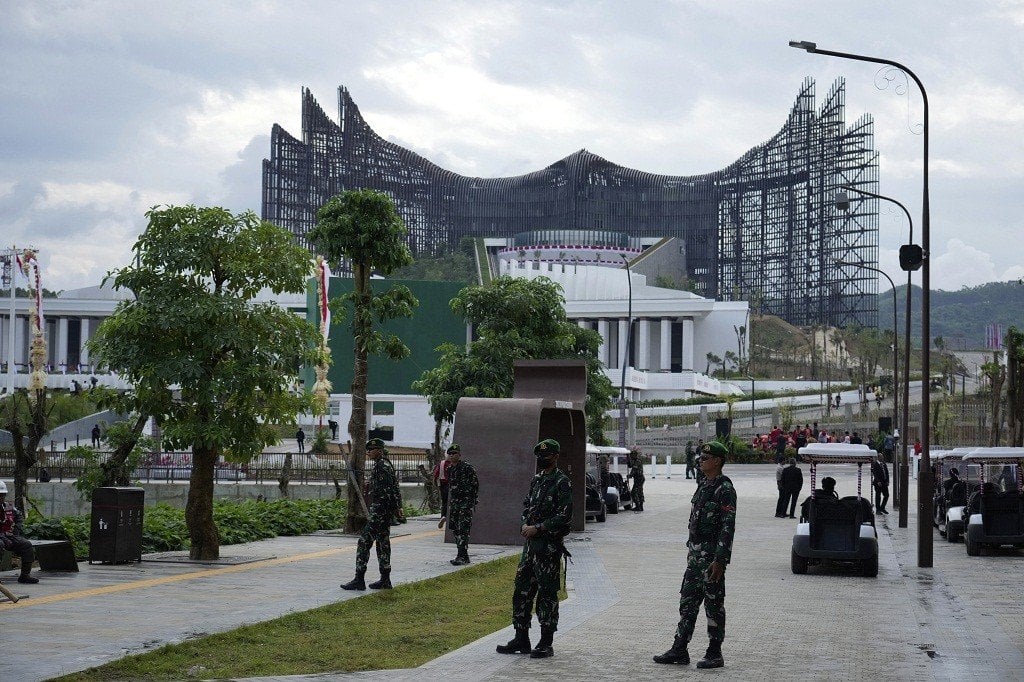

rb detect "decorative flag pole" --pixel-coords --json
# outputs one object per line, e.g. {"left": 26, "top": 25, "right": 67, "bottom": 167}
{"left": 16, "top": 249, "right": 47, "bottom": 402}
{"left": 312, "top": 257, "right": 333, "bottom": 429}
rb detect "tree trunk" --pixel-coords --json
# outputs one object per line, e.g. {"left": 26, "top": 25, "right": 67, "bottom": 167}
{"left": 990, "top": 367, "right": 1005, "bottom": 447}
{"left": 345, "top": 262, "right": 370, "bottom": 534}
{"left": 186, "top": 445, "right": 220, "bottom": 560}
{"left": 101, "top": 414, "right": 148, "bottom": 486}
{"left": 3, "top": 391, "right": 46, "bottom": 514}
{"left": 278, "top": 451, "right": 293, "bottom": 498}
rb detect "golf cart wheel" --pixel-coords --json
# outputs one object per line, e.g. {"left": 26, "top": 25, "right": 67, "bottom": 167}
{"left": 947, "top": 528, "right": 958, "bottom": 543}
{"left": 861, "top": 553, "right": 879, "bottom": 578}
{"left": 965, "top": 537, "right": 980, "bottom": 556}
{"left": 607, "top": 501, "right": 619, "bottom": 514}
{"left": 791, "top": 549, "right": 808, "bottom": 575}
{"left": 597, "top": 508, "right": 606, "bottom": 523}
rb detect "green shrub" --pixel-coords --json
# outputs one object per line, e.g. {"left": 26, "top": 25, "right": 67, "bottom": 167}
{"left": 24, "top": 498, "right": 351, "bottom": 560}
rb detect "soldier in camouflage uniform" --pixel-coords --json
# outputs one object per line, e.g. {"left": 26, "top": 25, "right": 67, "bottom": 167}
{"left": 341, "top": 438, "right": 402, "bottom": 591}
{"left": 627, "top": 448, "right": 645, "bottom": 512}
{"left": 654, "top": 440, "right": 736, "bottom": 669}
{"left": 445, "top": 443, "right": 479, "bottom": 565}
{"left": 496, "top": 438, "right": 573, "bottom": 659}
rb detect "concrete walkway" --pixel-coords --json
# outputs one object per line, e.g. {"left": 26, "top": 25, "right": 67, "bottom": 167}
{"left": 4, "top": 465, "right": 1024, "bottom": 680}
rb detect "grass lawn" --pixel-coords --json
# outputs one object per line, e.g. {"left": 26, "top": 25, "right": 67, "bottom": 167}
{"left": 52, "top": 555, "right": 529, "bottom": 681}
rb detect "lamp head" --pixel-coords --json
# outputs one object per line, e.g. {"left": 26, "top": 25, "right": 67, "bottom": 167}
{"left": 835, "top": 191, "right": 850, "bottom": 211}
{"left": 789, "top": 40, "right": 818, "bottom": 52}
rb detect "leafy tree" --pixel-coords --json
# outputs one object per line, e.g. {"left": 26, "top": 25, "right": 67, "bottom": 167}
{"left": 390, "top": 238, "right": 478, "bottom": 282}
{"left": 91, "top": 205, "right": 320, "bottom": 559}
{"left": 308, "top": 189, "right": 417, "bottom": 533}
{"left": 1, "top": 391, "right": 48, "bottom": 514}
{"left": 1006, "top": 326, "right": 1024, "bottom": 446}
{"left": 67, "top": 424, "right": 154, "bottom": 501}
{"left": 705, "top": 352, "right": 721, "bottom": 375}
{"left": 981, "top": 352, "right": 1006, "bottom": 446}
{"left": 414, "top": 276, "right": 615, "bottom": 450}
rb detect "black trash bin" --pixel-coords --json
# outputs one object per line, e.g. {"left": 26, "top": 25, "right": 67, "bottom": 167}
{"left": 89, "top": 487, "right": 145, "bottom": 564}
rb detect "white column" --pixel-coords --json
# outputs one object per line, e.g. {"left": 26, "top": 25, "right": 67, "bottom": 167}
{"left": 16, "top": 316, "right": 29, "bottom": 368}
{"left": 57, "top": 317, "right": 68, "bottom": 372}
{"left": 577, "top": 318, "right": 588, "bottom": 329}
{"left": 660, "top": 318, "right": 672, "bottom": 372}
{"left": 597, "top": 319, "right": 610, "bottom": 367}
{"left": 80, "top": 318, "right": 91, "bottom": 370}
{"left": 637, "top": 319, "right": 651, "bottom": 370}
{"left": 617, "top": 319, "right": 630, "bottom": 371}
{"left": 682, "top": 317, "right": 695, "bottom": 371}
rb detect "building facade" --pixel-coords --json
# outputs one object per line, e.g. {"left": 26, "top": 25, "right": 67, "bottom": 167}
{"left": 263, "top": 77, "right": 879, "bottom": 327}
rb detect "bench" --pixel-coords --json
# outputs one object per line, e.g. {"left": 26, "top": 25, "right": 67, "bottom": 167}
{"left": 1, "top": 539, "right": 79, "bottom": 572}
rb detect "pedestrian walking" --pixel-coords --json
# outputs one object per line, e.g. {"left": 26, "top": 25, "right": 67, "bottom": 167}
{"left": 627, "top": 448, "right": 645, "bottom": 512}
{"left": 445, "top": 444, "right": 479, "bottom": 565}
{"left": 433, "top": 448, "right": 453, "bottom": 528}
{"left": 496, "top": 439, "right": 572, "bottom": 659}
{"left": 654, "top": 441, "right": 736, "bottom": 668}
{"left": 685, "top": 441, "right": 696, "bottom": 479}
{"left": 327, "top": 419, "right": 339, "bottom": 440}
{"left": 90, "top": 424, "right": 101, "bottom": 448}
{"left": 871, "top": 452, "right": 890, "bottom": 514}
{"left": 341, "top": 438, "right": 402, "bottom": 591}
{"left": 779, "top": 458, "right": 803, "bottom": 518}
{"left": 774, "top": 460, "right": 786, "bottom": 517}
{"left": 296, "top": 428, "right": 306, "bottom": 453}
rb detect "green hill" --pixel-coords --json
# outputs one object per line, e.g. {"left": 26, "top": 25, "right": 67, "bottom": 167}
{"left": 877, "top": 280, "right": 1024, "bottom": 349}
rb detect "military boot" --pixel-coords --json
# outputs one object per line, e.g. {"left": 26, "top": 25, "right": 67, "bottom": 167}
{"left": 529, "top": 627, "right": 554, "bottom": 658}
{"left": 340, "top": 570, "right": 366, "bottom": 591}
{"left": 653, "top": 637, "right": 689, "bottom": 665}
{"left": 18, "top": 569, "right": 38, "bottom": 585}
{"left": 495, "top": 628, "right": 531, "bottom": 654}
{"left": 696, "top": 641, "right": 724, "bottom": 669}
{"left": 368, "top": 568, "right": 392, "bottom": 590}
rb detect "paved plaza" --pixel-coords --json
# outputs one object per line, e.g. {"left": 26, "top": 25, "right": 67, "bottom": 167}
{"left": 3, "top": 465, "right": 1024, "bottom": 681}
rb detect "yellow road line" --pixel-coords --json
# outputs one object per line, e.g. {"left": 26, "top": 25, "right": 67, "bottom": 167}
{"left": 0, "top": 528, "right": 441, "bottom": 610}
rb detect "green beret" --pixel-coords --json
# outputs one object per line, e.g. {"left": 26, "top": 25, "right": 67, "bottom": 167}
{"left": 446, "top": 443, "right": 461, "bottom": 454}
{"left": 700, "top": 441, "right": 729, "bottom": 459}
{"left": 366, "top": 438, "right": 386, "bottom": 450}
{"left": 534, "top": 438, "right": 561, "bottom": 456}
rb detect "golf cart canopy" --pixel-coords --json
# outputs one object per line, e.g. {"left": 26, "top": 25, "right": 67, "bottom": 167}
{"left": 961, "top": 447, "right": 1024, "bottom": 464}
{"left": 932, "top": 448, "right": 974, "bottom": 462}
{"left": 798, "top": 443, "right": 877, "bottom": 465}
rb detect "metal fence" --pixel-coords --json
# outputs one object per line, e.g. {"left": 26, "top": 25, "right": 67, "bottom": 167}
{"left": 4, "top": 451, "right": 432, "bottom": 486}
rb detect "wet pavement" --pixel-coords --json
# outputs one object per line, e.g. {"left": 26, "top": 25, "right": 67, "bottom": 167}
{"left": 3, "top": 465, "right": 1023, "bottom": 680}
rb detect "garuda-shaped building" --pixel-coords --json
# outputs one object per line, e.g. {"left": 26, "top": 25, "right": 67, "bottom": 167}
{"left": 263, "top": 78, "right": 878, "bottom": 326}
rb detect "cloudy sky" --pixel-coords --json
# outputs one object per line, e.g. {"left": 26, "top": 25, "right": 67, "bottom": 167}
{"left": 2, "top": 0, "right": 1022, "bottom": 292}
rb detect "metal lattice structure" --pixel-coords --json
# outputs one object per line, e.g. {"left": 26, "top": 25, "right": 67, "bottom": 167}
{"left": 262, "top": 77, "right": 878, "bottom": 326}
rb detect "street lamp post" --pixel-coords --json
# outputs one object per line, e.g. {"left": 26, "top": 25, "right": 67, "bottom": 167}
{"left": 836, "top": 184, "right": 914, "bottom": 529}
{"left": 748, "top": 375, "right": 755, "bottom": 427}
{"left": 618, "top": 254, "right": 634, "bottom": 448}
{"left": 836, "top": 259, "right": 901, "bottom": 517}
{"left": 791, "top": 40, "right": 932, "bottom": 567}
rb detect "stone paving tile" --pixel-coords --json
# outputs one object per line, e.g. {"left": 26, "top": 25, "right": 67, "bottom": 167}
{"left": 6, "top": 466, "right": 1024, "bottom": 682}
{"left": 0, "top": 516, "right": 518, "bottom": 682}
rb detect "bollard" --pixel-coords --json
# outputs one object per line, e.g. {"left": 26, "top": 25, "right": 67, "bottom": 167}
{"left": 666, "top": 455, "right": 672, "bottom": 478}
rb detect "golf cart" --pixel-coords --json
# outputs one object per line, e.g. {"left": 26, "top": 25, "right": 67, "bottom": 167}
{"left": 959, "top": 448, "right": 1024, "bottom": 556}
{"left": 930, "top": 448, "right": 973, "bottom": 537}
{"left": 584, "top": 445, "right": 608, "bottom": 523}
{"left": 791, "top": 443, "right": 879, "bottom": 578}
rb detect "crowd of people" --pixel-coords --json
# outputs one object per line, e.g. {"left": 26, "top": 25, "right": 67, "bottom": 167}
{"left": 751, "top": 423, "right": 869, "bottom": 460}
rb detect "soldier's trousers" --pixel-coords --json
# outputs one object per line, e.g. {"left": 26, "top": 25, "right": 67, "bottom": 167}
{"left": 449, "top": 506, "right": 473, "bottom": 556}
{"left": 675, "top": 547, "right": 726, "bottom": 645}
{"left": 512, "top": 542, "right": 562, "bottom": 631}
{"left": 355, "top": 517, "right": 391, "bottom": 573}
{"left": 632, "top": 477, "right": 645, "bottom": 507}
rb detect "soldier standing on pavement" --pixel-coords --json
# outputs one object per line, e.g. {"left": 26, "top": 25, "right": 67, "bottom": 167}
{"left": 496, "top": 439, "right": 573, "bottom": 659}
{"left": 654, "top": 440, "right": 736, "bottom": 669}
{"left": 628, "top": 448, "right": 646, "bottom": 512}
{"left": 341, "top": 438, "right": 402, "bottom": 591}
{"left": 445, "top": 444, "right": 479, "bottom": 565}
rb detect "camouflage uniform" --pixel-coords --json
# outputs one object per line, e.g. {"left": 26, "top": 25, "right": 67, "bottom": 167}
{"left": 512, "top": 467, "right": 573, "bottom": 632}
{"left": 628, "top": 451, "right": 645, "bottom": 509}
{"left": 447, "top": 459, "right": 479, "bottom": 557}
{"left": 674, "top": 474, "right": 737, "bottom": 646}
{"left": 355, "top": 452, "right": 401, "bottom": 573}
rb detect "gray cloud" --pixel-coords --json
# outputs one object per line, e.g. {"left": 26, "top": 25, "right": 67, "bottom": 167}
{"left": 0, "top": 0, "right": 1020, "bottom": 292}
